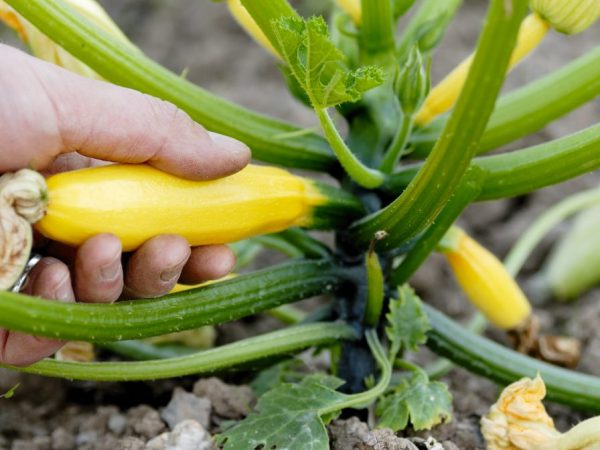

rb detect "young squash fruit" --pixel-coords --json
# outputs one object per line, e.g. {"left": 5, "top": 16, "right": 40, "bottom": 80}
{"left": 35, "top": 164, "right": 362, "bottom": 251}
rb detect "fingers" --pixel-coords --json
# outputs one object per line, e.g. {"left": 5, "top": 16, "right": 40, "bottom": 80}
{"left": 74, "top": 234, "right": 124, "bottom": 303}
{"left": 0, "top": 258, "right": 73, "bottom": 367}
{"left": 124, "top": 235, "right": 191, "bottom": 298}
{"left": 179, "top": 245, "right": 236, "bottom": 285}
{"left": 0, "top": 44, "right": 250, "bottom": 179}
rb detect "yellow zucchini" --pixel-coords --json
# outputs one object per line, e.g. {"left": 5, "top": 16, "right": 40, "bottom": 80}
{"left": 36, "top": 164, "right": 362, "bottom": 251}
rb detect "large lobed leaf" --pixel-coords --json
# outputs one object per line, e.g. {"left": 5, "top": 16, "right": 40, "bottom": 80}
{"left": 216, "top": 374, "right": 349, "bottom": 450}
{"left": 272, "top": 15, "right": 383, "bottom": 108}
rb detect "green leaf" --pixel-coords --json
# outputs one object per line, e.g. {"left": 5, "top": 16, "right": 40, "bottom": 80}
{"left": 217, "top": 373, "right": 348, "bottom": 450}
{"left": 376, "top": 371, "right": 452, "bottom": 431}
{"left": 376, "top": 393, "right": 410, "bottom": 430}
{"left": 272, "top": 15, "right": 383, "bottom": 108}
{"left": 249, "top": 359, "right": 304, "bottom": 397}
{"left": 0, "top": 383, "right": 20, "bottom": 399}
{"left": 385, "top": 285, "right": 430, "bottom": 359}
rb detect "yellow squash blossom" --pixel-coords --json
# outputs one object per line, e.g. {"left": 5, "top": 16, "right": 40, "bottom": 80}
{"left": 441, "top": 227, "right": 532, "bottom": 330}
{"left": 482, "top": 375, "right": 600, "bottom": 450}
{"left": 0, "top": 0, "right": 132, "bottom": 79}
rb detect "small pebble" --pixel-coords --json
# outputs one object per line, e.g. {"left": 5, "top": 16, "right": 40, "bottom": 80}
{"left": 107, "top": 413, "right": 127, "bottom": 436}
{"left": 127, "top": 405, "right": 166, "bottom": 439}
{"left": 146, "top": 420, "right": 214, "bottom": 450}
{"left": 161, "top": 387, "right": 211, "bottom": 430}
{"left": 51, "top": 427, "right": 75, "bottom": 450}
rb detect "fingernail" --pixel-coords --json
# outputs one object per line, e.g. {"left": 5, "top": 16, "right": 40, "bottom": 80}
{"left": 209, "top": 132, "right": 250, "bottom": 156}
{"left": 54, "top": 273, "right": 73, "bottom": 303}
{"left": 160, "top": 265, "right": 184, "bottom": 283}
{"left": 100, "top": 258, "right": 121, "bottom": 281}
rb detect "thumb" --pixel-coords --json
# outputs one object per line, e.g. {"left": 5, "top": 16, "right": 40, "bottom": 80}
{"left": 0, "top": 45, "right": 250, "bottom": 180}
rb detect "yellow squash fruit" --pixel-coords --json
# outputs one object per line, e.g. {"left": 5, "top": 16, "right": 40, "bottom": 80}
{"left": 442, "top": 228, "right": 532, "bottom": 330}
{"left": 35, "top": 164, "right": 360, "bottom": 251}
{"left": 414, "top": 13, "right": 550, "bottom": 126}
{"left": 0, "top": 0, "right": 133, "bottom": 79}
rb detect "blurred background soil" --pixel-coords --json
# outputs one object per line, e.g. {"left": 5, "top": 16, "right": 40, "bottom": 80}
{"left": 1, "top": 1, "right": 599, "bottom": 448}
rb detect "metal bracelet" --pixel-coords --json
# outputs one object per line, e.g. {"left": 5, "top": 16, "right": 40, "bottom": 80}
{"left": 11, "top": 254, "right": 43, "bottom": 293}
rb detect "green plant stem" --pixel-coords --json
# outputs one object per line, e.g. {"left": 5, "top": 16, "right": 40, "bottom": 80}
{"left": 477, "top": 123, "right": 600, "bottom": 200}
{"left": 275, "top": 229, "right": 331, "bottom": 259}
{"left": 320, "top": 329, "right": 391, "bottom": 415}
{"left": 388, "top": 167, "right": 484, "bottom": 285}
{"left": 424, "top": 305, "right": 600, "bottom": 411}
{"left": 364, "top": 252, "right": 385, "bottom": 326}
{"left": 349, "top": 0, "right": 528, "bottom": 250}
{"left": 360, "top": 0, "right": 395, "bottom": 54}
{"left": 316, "top": 107, "right": 385, "bottom": 188}
{"left": 267, "top": 305, "right": 307, "bottom": 325}
{"left": 0, "top": 259, "right": 343, "bottom": 342}
{"left": 386, "top": 123, "right": 600, "bottom": 201}
{"left": 397, "top": 0, "right": 463, "bottom": 56}
{"left": 1, "top": 323, "right": 356, "bottom": 381}
{"left": 411, "top": 46, "right": 600, "bottom": 156}
{"left": 379, "top": 113, "right": 413, "bottom": 173}
{"left": 100, "top": 341, "right": 196, "bottom": 360}
{"left": 4, "top": 0, "right": 336, "bottom": 171}
{"left": 504, "top": 188, "right": 600, "bottom": 276}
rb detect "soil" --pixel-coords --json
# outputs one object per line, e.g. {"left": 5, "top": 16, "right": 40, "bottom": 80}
{"left": 1, "top": 1, "right": 600, "bottom": 449}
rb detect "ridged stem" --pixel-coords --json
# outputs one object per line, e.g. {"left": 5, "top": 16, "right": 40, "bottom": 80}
{"left": 360, "top": 0, "right": 395, "bottom": 54}
{"left": 0, "top": 259, "right": 344, "bottom": 342}
{"left": 1, "top": 323, "right": 356, "bottom": 381}
{"left": 385, "top": 122, "right": 600, "bottom": 201}
{"left": 411, "top": 46, "right": 600, "bottom": 156}
{"left": 424, "top": 305, "right": 600, "bottom": 412}
{"left": 388, "top": 167, "right": 484, "bottom": 285}
{"left": 349, "top": 0, "right": 529, "bottom": 250}
{"left": 4, "top": 0, "right": 335, "bottom": 171}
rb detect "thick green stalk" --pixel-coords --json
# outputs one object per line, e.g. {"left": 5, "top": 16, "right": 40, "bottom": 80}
{"left": 477, "top": 123, "right": 600, "bottom": 200}
{"left": 388, "top": 167, "right": 484, "bottom": 285}
{"left": 349, "top": 0, "right": 529, "bottom": 250}
{"left": 5, "top": 0, "right": 335, "bottom": 171}
{"left": 2, "top": 323, "right": 356, "bottom": 381}
{"left": 360, "top": 0, "right": 395, "bottom": 54}
{"left": 424, "top": 305, "right": 600, "bottom": 411}
{"left": 0, "top": 259, "right": 343, "bottom": 342}
{"left": 412, "top": 46, "right": 600, "bottom": 156}
{"left": 385, "top": 123, "right": 600, "bottom": 201}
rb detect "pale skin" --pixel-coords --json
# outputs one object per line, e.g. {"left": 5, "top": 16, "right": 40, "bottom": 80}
{"left": 0, "top": 44, "right": 251, "bottom": 366}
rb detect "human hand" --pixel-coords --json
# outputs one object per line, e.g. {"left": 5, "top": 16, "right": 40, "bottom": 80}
{"left": 0, "top": 44, "right": 250, "bottom": 366}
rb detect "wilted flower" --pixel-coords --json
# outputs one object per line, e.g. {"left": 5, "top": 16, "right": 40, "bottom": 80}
{"left": 482, "top": 375, "right": 600, "bottom": 450}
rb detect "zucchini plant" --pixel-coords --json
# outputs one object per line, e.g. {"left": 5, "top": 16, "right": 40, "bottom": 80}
{"left": 1, "top": 0, "right": 600, "bottom": 448}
